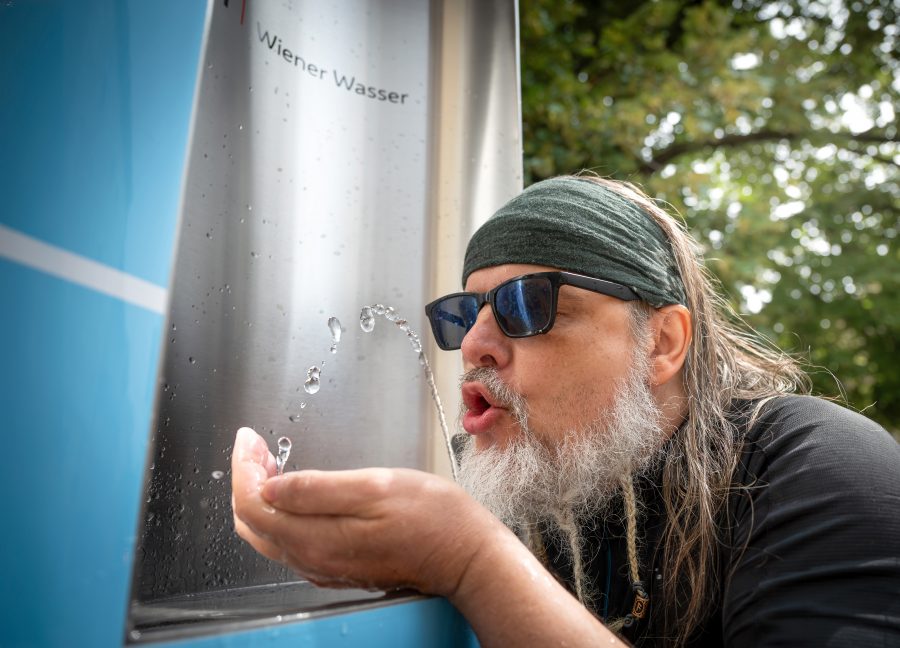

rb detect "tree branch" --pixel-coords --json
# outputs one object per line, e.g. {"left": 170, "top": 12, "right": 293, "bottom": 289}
{"left": 637, "top": 129, "right": 899, "bottom": 175}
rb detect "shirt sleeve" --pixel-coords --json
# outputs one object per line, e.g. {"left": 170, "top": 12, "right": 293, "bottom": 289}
{"left": 722, "top": 396, "right": 900, "bottom": 647}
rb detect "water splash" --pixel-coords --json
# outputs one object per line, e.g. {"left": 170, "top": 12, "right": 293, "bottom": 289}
{"left": 359, "top": 304, "right": 458, "bottom": 481}
{"left": 290, "top": 318, "right": 340, "bottom": 422}
{"left": 359, "top": 307, "right": 375, "bottom": 332}
{"left": 303, "top": 365, "right": 321, "bottom": 394}
{"left": 276, "top": 437, "right": 292, "bottom": 475}
{"left": 328, "top": 317, "right": 342, "bottom": 354}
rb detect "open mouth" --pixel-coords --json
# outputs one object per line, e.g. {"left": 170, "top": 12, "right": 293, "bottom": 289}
{"left": 466, "top": 391, "right": 490, "bottom": 415}
{"left": 461, "top": 383, "right": 505, "bottom": 435}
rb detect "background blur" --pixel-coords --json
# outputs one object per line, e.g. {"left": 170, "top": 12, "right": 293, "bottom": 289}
{"left": 519, "top": 0, "right": 898, "bottom": 435}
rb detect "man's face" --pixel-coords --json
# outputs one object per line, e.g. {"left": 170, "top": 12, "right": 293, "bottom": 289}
{"left": 460, "top": 263, "right": 642, "bottom": 452}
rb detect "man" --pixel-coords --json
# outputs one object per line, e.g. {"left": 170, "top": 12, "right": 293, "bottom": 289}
{"left": 232, "top": 175, "right": 900, "bottom": 646}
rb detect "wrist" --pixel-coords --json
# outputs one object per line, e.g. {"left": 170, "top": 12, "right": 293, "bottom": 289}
{"left": 443, "top": 518, "right": 535, "bottom": 604}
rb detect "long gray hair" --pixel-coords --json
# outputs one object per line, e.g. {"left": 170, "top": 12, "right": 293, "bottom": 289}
{"left": 577, "top": 174, "right": 809, "bottom": 645}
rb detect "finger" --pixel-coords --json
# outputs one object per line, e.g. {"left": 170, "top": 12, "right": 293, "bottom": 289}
{"left": 232, "top": 428, "right": 279, "bottom": 502}
{"left": 233, "top": 426, "right": 277, "bottom": 474}
{"left": 261, "top": 513, "right": 369, "bottom": 575}
{"left": 237, "top": 500, "right": 420, "bottom": 592}
{"left": 232, "top": 429, "right": 283, "bottom": 542}
{"left": 232, "top": 451, "right": 269, "bottom": 503}
{"left": 235, "top": 511, "right": 342, "bottom": 587}
{"left": 233, "top": 511, "right": 285, "bottom": 563}
{"left": 235, "top": 504, "right": 366, "bottom": 587}
{"left": 261, "top": 467, "right": 403, "bottom": 516}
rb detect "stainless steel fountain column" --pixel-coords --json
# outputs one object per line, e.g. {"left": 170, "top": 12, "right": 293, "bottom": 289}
{"left": 130, "top": 0, "right": 521, "bottom": 638}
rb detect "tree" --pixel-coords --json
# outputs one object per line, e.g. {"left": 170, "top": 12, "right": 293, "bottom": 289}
{"left": 520, "top": 0, "right": 899, "bottom": 434}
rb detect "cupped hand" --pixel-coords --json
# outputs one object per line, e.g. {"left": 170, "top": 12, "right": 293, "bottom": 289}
{"left": 230, "top": 426, "right": 510, "bottom": 597}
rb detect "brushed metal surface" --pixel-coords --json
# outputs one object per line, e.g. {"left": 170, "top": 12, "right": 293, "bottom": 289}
{"left": 129, "top": 582, "right": 415, "bottom": 644}
{"left": 425, "top": 0, "right": 524, "bottom": 465}
{"left": 131, "top": 0, "right": 521, "bottom": 620}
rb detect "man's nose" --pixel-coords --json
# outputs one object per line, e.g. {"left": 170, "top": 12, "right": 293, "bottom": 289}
{"left": 460, "top": 304, "right": 511, "bottom": 369}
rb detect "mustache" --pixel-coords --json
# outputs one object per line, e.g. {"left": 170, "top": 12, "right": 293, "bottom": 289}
{"left": 460, "top": 367, "right": 514, "bottom": 407}
{"left": 459, "top": 367, "right": 529, "bottom": 428}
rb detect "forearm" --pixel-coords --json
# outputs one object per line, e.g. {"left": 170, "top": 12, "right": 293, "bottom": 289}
{"left": 237, "top": 453, "right": 624, "bottom": 644}
{"left": 447, "top": 527, "right": 627, "bottom": 648}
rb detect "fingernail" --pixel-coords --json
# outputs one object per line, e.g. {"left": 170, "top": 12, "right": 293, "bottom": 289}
{"left": 235, "top": 427, "right": 258, "bottom": 460}
{"left": 262, "top": 476, "right": 284, "bottom": 502}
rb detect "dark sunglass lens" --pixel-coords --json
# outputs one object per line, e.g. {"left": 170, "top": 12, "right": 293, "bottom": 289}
{"left": 429, "top": 295, "right": 480, "bottom": 349}
{"left": 494, "top": 277, "right": 553, "bottom": 336}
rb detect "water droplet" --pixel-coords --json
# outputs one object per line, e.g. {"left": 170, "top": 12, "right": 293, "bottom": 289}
{"left": 250, "top": 251, "right": 259, "bottom": 258}
{"left": 300, "top": 402, "right": 307, "bottom": 409}
{"left": 211, "top": 470, "right": 224, "bottom": 480}
{"left": 276, "top": 437, "right": 292, "bottom": 475}
{"left": 360, "top": 307, "right": 375, "bottom": 332}
{"left": 328, "top": 316, "right": 343, "bottom": 353}
{"left": 189, "top": 357, "right": 196, "bottom": 364}
{"left": 303, "top": 365, "right": 321, "bottom": 394}
{"left": 328, "top": 316, "right": 342, "bottom": 341}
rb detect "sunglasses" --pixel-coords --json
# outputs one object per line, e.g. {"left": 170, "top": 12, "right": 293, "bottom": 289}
{"left": 424, "top": 271, "right": 640, "bottom": 351}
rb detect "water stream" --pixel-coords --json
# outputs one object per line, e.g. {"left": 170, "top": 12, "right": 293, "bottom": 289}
{"left": 273, "top": 306, "right": 458, "bottom": 483}
{"left": 359, "top": 304, "right": 459, "bottom": 482}
{"left": 275, "top": 437, "right": 292, "bottom": 476}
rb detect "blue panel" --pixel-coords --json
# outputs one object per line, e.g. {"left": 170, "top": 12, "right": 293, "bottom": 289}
{"left": 153, "top": 598, "right": 479, "bottom": 648}
{"left": 0, "top": 0, "right": 206, "bottom": 287}
{"left": 0, "top": 260, "right": 163, "bottom": 647}
{"left": 0, "top": 3, "right": 206, "bottom": 645}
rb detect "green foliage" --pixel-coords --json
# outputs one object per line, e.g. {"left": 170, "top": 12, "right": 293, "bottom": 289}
{"left": 521, "top": 0, "right": 899, "bottom": 433}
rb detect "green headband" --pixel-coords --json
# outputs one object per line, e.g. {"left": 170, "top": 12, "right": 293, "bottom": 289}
{"left": 462, "top": 177, "right": 687, "bottom": 308}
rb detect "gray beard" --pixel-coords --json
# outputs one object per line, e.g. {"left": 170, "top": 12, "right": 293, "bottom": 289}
{"left": 456, "top": 359, "right": 664, "bottom": 530}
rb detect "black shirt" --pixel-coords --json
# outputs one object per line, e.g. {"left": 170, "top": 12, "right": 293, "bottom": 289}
{"left": 543, "top": 395, "right": 900, "bottom": 646}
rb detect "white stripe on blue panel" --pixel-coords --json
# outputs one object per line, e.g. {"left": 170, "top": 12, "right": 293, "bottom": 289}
{"left": 0, "top": 223, "right": 168, "bottom": 315}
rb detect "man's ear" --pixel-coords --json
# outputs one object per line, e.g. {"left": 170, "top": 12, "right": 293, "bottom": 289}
{"left": 648, "top": 305, "right": 692, "bottom": 386}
